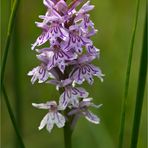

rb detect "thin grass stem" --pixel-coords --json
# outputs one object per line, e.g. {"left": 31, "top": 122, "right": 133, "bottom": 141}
{"left": 0, "top": 0, "right": 24, "bottom": 146}
{"left": 2, "top": 84, "right": 25, "bottom": 148}
{"left": 118, "top": 0, "right": 140, "bottom": 147}
{"left": 1, "top": 0, "right": 19, "bottom": 85}
{"left": 130, "top": 13, "right": 147, "bottom": 148}
{"left": 12, "top": 10, "right": 22, "bottom": 130}
{"left": 12, "top": 13, "right": 23, "bottom": 147}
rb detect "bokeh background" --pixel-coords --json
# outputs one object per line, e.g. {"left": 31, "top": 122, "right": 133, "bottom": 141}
{"left": 1, "top": 0, "right": 147, "bottom": 148}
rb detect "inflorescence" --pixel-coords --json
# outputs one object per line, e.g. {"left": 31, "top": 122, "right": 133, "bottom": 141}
{"left": 28, "top": 0, "right": 104, "bottom": 133}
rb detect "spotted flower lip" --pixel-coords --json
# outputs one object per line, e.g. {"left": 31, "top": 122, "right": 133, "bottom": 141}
{"left": 32, "top": 101, "right": 65, "bottom": 133}
{"left": 29, "top": 0, "right": 103, "bottom": 133}
{"left": 59, "top": 86, "right": 89, "bottom": 110}
{"left": 68, "top": 98, "right": 102, "bottom": 124}
{"left": 31, "top": 22, "right": 68, "bottom": 50}
{"left": 63, "top": 24, "right": 92, "bottom": 54}
{"left": 70, "top": 63, "right": 104, "bottom": 85}
{"left": 86, "top": 44, "right": 100, "bottom": 56}
{"left": 69, "top": 54, "right": 104, "bottom": 85}
{"left": 27, "top": 64, "right": 49, "bottom": 84}
{"left": 36, "top": 44, "right": 77, "bottom": 73}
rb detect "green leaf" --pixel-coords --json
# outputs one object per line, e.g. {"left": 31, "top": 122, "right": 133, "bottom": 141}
{"left": 130, "top": 14, "right": 147, "bottom": 148}
{"left": 118, "top": 0, "right": 140, "bottom": 147}
{"left": 2, "top": 84, "right": 25, "bottom": 148}
{"left": 0, "top": 0, "right": 25, "bottom": 147}
{"left": 1, "top": 0, "right": 19, "bottom": 84}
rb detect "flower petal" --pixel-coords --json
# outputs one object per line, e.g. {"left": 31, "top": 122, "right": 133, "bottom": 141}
{"left": 73, "top": 87, "right": 89, "bottom": 98}
{"left": 70, "top": 87, "right": 89, "bottom": 106}
{"left": 55, "top": 0, "right": 68, "bottom": 14}
{"left": 59, "top": 92, "right": 69, "bottom": 110}
{"left": 43, "top": 0, "right": 54, "bottom": 8}
{"left": 84, "top": 72, "right": 94, "bottom": 85}
{"left": 46, "top": 113, "right": 54, "bottom": 132}
{"left": 54, "top": 112, "right": 65, "bottom": 128}
{"left": 32, "top": 101, "right": 56, "bottom": 109}
{"left": 31, "top": 31, "right": 49, "bottom": 50}
{"left": 84, "top": 110, "right": 100, "bottom": 124}
{"left": 46, "top": 122, "right": 54, "bottom": 133}
{"left": 70, "top": 68, "right": 84, "bottom": 84}
{"left": 89, "top": 64, "right": 104, "bottom": 82}
{"left": 38, "top": 113, "right": 49, "bottom": 130}
{"left": 77, "top": 1, "right": 94, "bottom": 14}
{"left": 32, "top": 103, "right": 50, "bottom": 109}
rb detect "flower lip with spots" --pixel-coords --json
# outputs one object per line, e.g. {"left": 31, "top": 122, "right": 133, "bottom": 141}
{"left": 32, "top": 101, "right": 66, "bottom": 133}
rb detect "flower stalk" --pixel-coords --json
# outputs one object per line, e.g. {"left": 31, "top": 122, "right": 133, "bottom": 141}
{"left": 64, "top": 115, "right": 73, "bottom": 148}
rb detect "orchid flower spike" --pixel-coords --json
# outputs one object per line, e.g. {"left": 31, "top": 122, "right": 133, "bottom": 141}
{"left": 28, "top": 0, "right": 104, "bottom": 133}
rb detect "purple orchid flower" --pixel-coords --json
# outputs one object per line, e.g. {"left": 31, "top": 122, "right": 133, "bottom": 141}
{"left": 36, "top": 43, "right": 77, "bottom": 73}
{"left": 70, "top": 54, "right": 104, "bottom": 85}
{"left": 29, "top": 0, "right": 103, "bottom": 133}
{"left": 27, "top": 64, "right": 49, "bottom": 84}
{"left": 63, "top": 24, "right": 92, "bottom": 54}
{"left": 32, "top": 101, "right": 65, "bottom": 133}
{"left": 68, "top": 98, "right": 102, "bottom": 127}
{"left": 59, "top": 86, "right": 89, "bottom": 109}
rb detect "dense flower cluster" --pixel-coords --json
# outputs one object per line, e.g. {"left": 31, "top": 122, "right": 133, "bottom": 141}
{"left": 28, "top": 0, "right": 104, "bottom": 133}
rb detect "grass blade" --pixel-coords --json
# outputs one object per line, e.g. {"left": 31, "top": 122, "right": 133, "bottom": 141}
{"left": 1, "top": 0, "right": 19, "bottom": 84}
{"left": 130, "top": 14, "right": 147, "bottom": 148}
{"left": 118, "top": 0, "right": 140, "bottom": 147}
{"left": 13, "top": 18, "right": 22, "bottom": 126}
{"left": 12, "top": 13, "right": 23, "bottom": 147}
{"left": 2, "top": 84, "right": 25, "bottom": 148}
{"left": 1, "top": 0, "right": 24, "bottom": 146}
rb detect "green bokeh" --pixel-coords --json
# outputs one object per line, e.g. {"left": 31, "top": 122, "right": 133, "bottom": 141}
{"left": 1, "top": 0, "right": 146, "bottom": 148}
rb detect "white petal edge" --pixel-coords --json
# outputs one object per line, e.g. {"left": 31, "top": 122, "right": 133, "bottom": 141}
{"left": 38, "top": 113, "right": 49, "bottom": 130}
{"left": 32, "top": 103, "right": 50, "bottom": 109}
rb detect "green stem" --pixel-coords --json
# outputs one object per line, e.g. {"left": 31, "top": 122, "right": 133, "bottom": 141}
{"left": 130, "top": 14, "right": 147, "bottom": 148}
{"left": 59, "top": 88, "right": 73, "bottom": 148}
{"left": 2, "top": 84, "right": 25, "bottom": 148}
{"left": 118, "top": 0, "right": 140, "bottom": 147}
{"left": 12, "top": 13, "right": 22, "bottom": 129}
{"left": 64, "top": 121, "right": 73, "bottom": 148}
{"left": 1, "top": 0, "right": 24, "bottom": 146}
{"left": 12, "top": 13, "right": 23, "bottom": 147}
{"left": 1, "top": 0, "right": 19, "bottom": 85}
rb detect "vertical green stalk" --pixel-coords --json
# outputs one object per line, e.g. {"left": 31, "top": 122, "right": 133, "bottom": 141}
{"left": 118, "top": 0, "right": 140, "bottom": 147}
{"left": 59, "top": 87, "right": 73, "bottom": 148}
{"left": 12, "top": 13, "right": 23, "bottom": 147}
{"left": 12, "top": 13, "right": 22, "bottom": 130}
{"left": 1, "top": 0, "right": 19, "bottom": 84}
{"left": 11, "top": 0, "right": 14, "bottom": 8}
{"left": 1, "top": 0, "right": 24, "bottom": 146}
{"left": 64, "top": 121, "right": 73, "bottom": 148}
{"left": 2, "top": 84, "right": 25, "bottom": 148}
{"left": 130, "top": 14, "right": 147, "bottom": 148}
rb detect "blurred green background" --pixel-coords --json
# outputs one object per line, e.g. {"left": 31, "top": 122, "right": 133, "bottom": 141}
{"left": 1, "top": 0, "right": 146, "bottom": 148}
